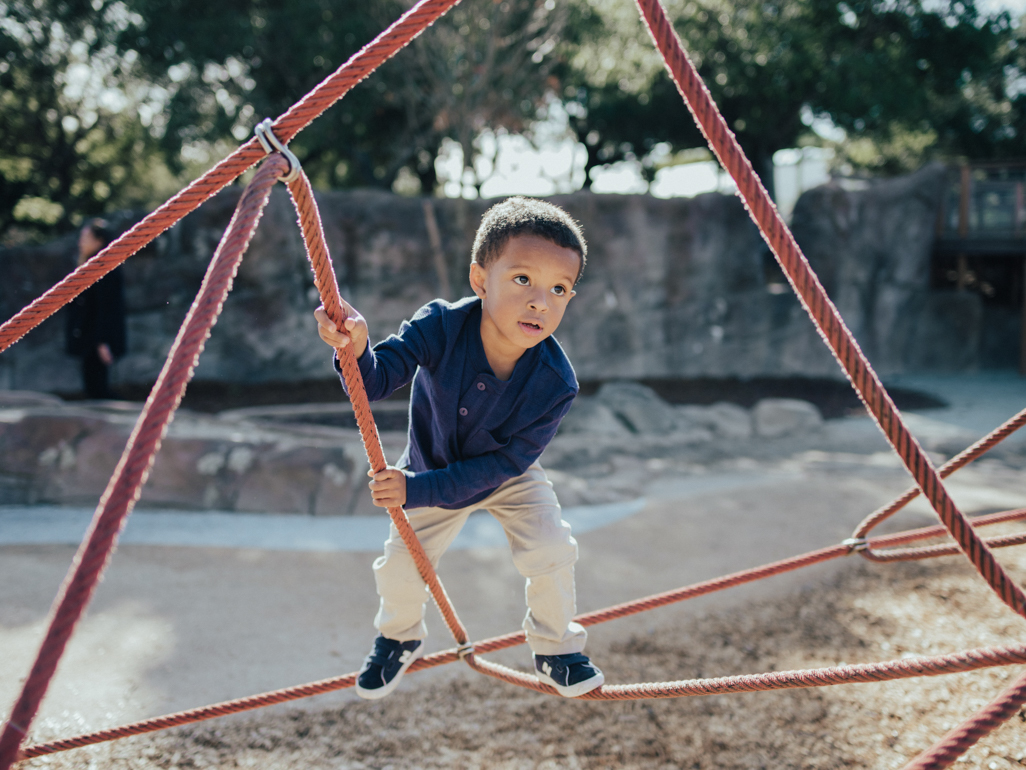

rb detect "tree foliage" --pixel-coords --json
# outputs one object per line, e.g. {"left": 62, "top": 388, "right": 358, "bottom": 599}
{"left": 3, "top": 0, "right": 1026, "bottom": 245}
{"left": 0, "top": 0, "right": 163, "bottom": 242}
{"left": 561, "top": 0, "right": 1021, "bottom": 188}
{"left": 118, "top": 0, "right": 571, "bottom": 193}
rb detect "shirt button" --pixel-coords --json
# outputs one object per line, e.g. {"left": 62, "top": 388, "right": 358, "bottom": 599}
{"left": 459, "top": 407, "right": 468, "bottom": 416}
{"left": 477, "top": 382, "right": 486, "bottom": 391}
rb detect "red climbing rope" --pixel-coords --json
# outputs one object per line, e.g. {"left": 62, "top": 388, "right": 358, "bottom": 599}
{"left": 635, "top": 0, "right": 1025, "bottom": 623}
{"left": 854, "top": 407, "right": 1026, "bottom": 540}
{"left": 905, "top": 669, "right": 1026, "bottom": 769}
{"left": 0, "top": 155, "right": 289, "bottom": 770}
{"left": 467, "top": 644, "right": 1026, "bottom": 700}
{"left": 4, "top": 0, "right": 1026, "bottom": 766}
{"left": 285, "top": 168, "right": 469, "bottom": 647}
{"left": 863, "top": 508, "right": 1026, "bottom": 562}
{"left": 0, "top": 0, "right": 463, "bottom": 358}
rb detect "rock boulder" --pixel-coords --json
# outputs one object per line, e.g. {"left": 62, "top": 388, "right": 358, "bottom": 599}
{"left": 752, "top": 398, "right": 823, "bottom": 439}
{"left": 0, "top": 401, "right": 385, "bottom": 515}
{"left": 675, "top": 402, "right": 753, "bottom": 440}
{"left": 594, "top": 381, "right": 680, "bottom": 435}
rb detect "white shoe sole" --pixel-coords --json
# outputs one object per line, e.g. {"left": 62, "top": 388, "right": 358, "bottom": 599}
{"left": 354, "top": 643, "right": 424, "bottom": 700}
{"left": 536, "top": 668, "right": 605, "bottom": 698}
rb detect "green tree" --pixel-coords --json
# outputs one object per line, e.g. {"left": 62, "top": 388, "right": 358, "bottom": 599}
{"left": 0, "top": 0, "right": 165, "bottom": 243}
{"left": 119, "top": 0, "right": 570, "bottom": 194}
{"left": 816, "top": 0, "right": 1019, "bottom": 173}
{"left": 561, "top": 0, "right": 1016, "bottom": 191}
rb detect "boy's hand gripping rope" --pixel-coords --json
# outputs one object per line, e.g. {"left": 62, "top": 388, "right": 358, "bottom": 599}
{"left": 278, "top": 135, "right": 470, "bottom": 650}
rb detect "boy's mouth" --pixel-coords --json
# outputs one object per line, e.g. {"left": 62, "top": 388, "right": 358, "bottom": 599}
{"left": 518, "top": 320, "right": 544, "bottom": 336}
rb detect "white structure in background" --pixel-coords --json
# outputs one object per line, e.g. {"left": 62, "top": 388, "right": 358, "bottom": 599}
{"left": 772, "top": 147, "right": 834, "bottom": 220}
{"left": 429, "top": 101, "right": 837, "bottom": 216}
{"left": 433, "top": 136, "right": 835, "bottom": 218}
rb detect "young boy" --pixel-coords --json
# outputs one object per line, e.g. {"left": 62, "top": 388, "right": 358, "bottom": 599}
{"left": 314, "top": 196, "right": 603, "bottom": 699}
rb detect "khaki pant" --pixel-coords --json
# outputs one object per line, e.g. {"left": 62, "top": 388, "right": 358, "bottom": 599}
{"left": 372, "top": 464, "right": 587, "bottom": 656}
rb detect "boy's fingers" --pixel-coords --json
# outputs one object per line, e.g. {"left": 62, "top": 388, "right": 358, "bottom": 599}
{"left": 313, "top": 306, "right": 337, "bottom": 333}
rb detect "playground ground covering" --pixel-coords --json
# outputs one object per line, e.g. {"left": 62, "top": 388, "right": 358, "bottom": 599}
{"left": 4, "top": 374, "right": 1026, "bottom": 768}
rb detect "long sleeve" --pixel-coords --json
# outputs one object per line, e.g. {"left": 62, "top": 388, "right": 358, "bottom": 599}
{"left": 330, "top": 297, "right": 579, "bottom": 511}
{"left": 335, "top": 301, "right": 448, "bottom": 402}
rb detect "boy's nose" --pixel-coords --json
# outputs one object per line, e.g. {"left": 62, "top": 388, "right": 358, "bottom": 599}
{"left": 528, "top": 291, "right": 548, "bottom": 311}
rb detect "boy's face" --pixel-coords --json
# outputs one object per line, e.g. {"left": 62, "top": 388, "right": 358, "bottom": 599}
{"left": 470, "top": 234, "right": 580, "bottom": 357}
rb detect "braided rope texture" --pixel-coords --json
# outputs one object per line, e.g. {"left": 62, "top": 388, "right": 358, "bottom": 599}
{"left": 0, "top": 156, "right": 289, "bottom": 770}
{"left": 0, "top": 0, "right": 463, "bottom": 358}
{"left": 854, "top": 407, "right": 1026, "bottom": 539}
{"left": 466, "top": 644, "right": 1026, "bottom": 701}
{"left": 284, "top": 170, "right": 469, "bottom": 645}
{"left": 865, "top": 508, "right": 1026, "bottom": 562}
{"left": 904, "top": 669, "right": 1026, "bottom": 769}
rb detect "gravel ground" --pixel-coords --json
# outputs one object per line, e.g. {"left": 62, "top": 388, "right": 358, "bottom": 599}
{"left": 20, "top": 531, "right": 1026, "bottom": 770}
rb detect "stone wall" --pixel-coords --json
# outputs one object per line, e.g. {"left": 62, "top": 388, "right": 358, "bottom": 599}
{"left": 1, "top": 163, "right": 986, "bottom": 392}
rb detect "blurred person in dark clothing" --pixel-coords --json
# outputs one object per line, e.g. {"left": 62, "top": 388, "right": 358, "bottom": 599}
{"left": 65, "top": 218, "right": 126, "bottom": 399}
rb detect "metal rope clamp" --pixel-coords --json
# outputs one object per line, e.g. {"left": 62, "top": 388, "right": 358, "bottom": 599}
{"left": 457, "top": 643, "right": 474, "bottom": 660}
{"left": 842, "top": 537, "right": 869, "bottom": 553}
{"left": 254, "top": 118, "right": 301, "bottom": 183}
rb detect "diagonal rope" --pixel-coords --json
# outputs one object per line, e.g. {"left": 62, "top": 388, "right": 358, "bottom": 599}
{"left": 632, "top": 0, "right": 1024, "bottom": 617}
{"left": 903, "top": 668, "right": 1026, "bottom": 769}
{"left": 854, "top": 407, "right": 1026, "bottom": 540}
{"left": 0, "top": 0, "right": 464, "bottom": 358}
{"left": 284, "top": 167, "right": 469, "bottom": 646}
{"left": 632, "top": 0, "right": 1026, "bottom": 762}
{"left": 0, "top": 155, "right": 289, "bottom": 770}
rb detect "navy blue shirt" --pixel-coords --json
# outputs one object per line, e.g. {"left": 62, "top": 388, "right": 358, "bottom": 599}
{"left": 336, "top": 297, "right": 578, "bottom": 510}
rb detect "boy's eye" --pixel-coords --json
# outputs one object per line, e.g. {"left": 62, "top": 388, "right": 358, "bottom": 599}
{"left": 551, "top": 285, "right": 566, "bottom": 296}
{"left": 513, "top": 275, "right": 530, "bottom": 285}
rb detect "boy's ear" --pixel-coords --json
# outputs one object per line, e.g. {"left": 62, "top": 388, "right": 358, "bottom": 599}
{"left": 469, "top": 262, "right": 487, "bottom": 299}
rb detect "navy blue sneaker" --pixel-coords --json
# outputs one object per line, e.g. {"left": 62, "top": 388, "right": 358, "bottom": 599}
{"left": 355, "top": 636, "right": 423, "bottom": 700}
{"left": 534, "top": 652, "right": 604, "bottom": 697}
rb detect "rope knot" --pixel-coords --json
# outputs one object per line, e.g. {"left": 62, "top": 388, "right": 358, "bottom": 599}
{"left": 842, "top": 537, "right": 868, "bottom": 553}
{"left": 457, "top": 644, "right": 474, "bottom": 660}
{"left": 254, "top": 119, "right": 301, "bottom": 183}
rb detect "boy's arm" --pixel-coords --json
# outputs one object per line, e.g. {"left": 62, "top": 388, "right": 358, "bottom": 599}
{"left": 403, "top": 394, "right": 575, "bottom": 509}
{"left": 316, "top": 300, "right": 446, "bottom": 402}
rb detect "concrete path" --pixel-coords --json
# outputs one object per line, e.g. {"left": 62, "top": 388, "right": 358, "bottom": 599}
{"left": 887, "top": 371, "right": 1026, "bottom": 441}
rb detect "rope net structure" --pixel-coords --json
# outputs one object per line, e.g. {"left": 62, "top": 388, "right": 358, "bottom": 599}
{"left": 1, "top": 0, "right": 1025, "bottom": 767}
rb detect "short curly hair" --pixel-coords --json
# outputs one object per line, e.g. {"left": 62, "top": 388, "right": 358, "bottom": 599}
{"left": 471, "top": 197, "right": 587, "bottom": 284}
